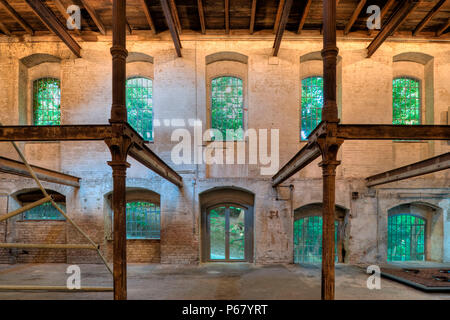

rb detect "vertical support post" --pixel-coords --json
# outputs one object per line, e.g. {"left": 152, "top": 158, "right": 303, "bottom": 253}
{"left": 108, "top": 0, "right": 130, "bottom": 301}
{"left": 319, "top": 0, "right": 341, "bottom": 301}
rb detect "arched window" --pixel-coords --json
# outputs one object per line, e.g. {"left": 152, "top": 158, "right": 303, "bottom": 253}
{"left": 126, "top": 77, "right": 153, "bottom": 141}
{"left": 33, "top": 78, "right": 61, "bottom": 125}
{"left": 294, "top": 216, "right": 337, "bottom": 263}
{"left": 126, "top": 201, "right": 160, "bottom": 239}
{"left": 211, "top": 76, "right": 244, "bottom": 140}
{"left": 392, "top": 77, "right": 421, "bottom": 125}
{"left": 388, "top": 214, "right": 425, "bottom": 261}
{"left": 16, "top": 190, "right": 65, "bottom": 220}
{"left": 301, "top": 76, "right": 323, "bottom": 140}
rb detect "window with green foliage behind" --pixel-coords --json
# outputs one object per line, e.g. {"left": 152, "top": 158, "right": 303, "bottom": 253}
{"left": 126, "top": 77, "right": 153, "bottom": 141}
{"left": 126, "top": 201, "right": 160, "bottom": 239}
{"left": 23, "top": 202, "right": 65, "bottom": 220}
{"left": 33, "top": 78, "right": 61, "bottom": 125}
{"left": 301, "top": 76, "right": 323, "bottom": 140}
{"left": 392, "top": 77, "right": 421, "bottom": 125}
{"left": 388, "top": 214, "right": 425, "bottom": 261}
{"left": 294, "top": 216, "right": 337, "bottom": 263}
{"left": 211, "top": 76, "right": 243, "bottom": 140}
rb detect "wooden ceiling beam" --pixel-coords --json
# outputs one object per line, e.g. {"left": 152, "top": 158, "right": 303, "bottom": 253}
{"left": 161, "top": 0, "right": 182, "bottom": 57}
{"left": 53, "top": 0, "right": 81, "bottom": 36}
{"left": 413, "top": 0, "right": 447, "bottom": 36}
{"left": 436, "top": 18, "right": 450, "bottom": 36}
{"left": 344, "top": 0, "right": 366, "bottom": 35}
{"left": 0, "top": 0, "right": 33, "bottom": 35}
{"left": 272, "top": 0, "right": 293, "bottom": 56}
{"left": 249, "top": 0, "right": 257, "bottom": 34}
{"left": 25, "top": 0, "right": 81, "bottom": 57}
{"left": 0, "top": 20, "right": 11, "bottom": 36}
{"left": 79, "top": 0, "right": 106, "bottom": 35}
{"left": 273, "top": 0, "right": 285, "bottom": 34}
{"left": 140, "top": 0, "right": 157, "bottom": 35}
{"left": 225, "top": 0, "right": 230, "bottom": 34}
{"left": 197, "top": 0, "right": 206, "bottom": 34}
{"left": 297, "top": 0, "right": 312, "bottom": 34}
{"left": 366, "top": 0, "right": 419, "bottom": 58}
{"left": 169, "top": 0, "right": 182, "bottom": 34}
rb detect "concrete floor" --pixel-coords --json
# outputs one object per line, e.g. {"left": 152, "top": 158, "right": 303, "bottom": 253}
{"left": 0, "top": 263, "right": 449, "bottom": 300}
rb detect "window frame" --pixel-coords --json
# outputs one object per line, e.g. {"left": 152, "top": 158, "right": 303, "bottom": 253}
{"left": 32, "top": 77, "right": 62, "bottom": 126}
{"left": 300, "top": 75, "right": 324, "bottom": 141}
{"left": 392, "top": 76, "right": 422, "bottom": 126}
{"left": 125, "top": 76, "right": 154, "bottom": 141}
{"left": 124, "top": 200, "right": 161, "bottom": 240}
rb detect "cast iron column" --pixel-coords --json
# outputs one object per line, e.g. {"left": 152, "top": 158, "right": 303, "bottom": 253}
{"left": 108, "top": 0, "right": 129, "bottom": 300}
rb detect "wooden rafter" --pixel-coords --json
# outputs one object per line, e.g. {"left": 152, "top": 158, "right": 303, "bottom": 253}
{"left": 0, "top": 20, "right": 11, "bottom": 36}
{"left": 273, "top": 0, "right": 293, "bottom": 55}
{"left": 368, "top": 0, "right": 396, "bottom": 35}
{"left": 344, "top": 0, "right": 366, "bottom": 35}
{"left": 169, "top": 0, "right": 182, "bottom": 34}
{"left": 140, "top": 0, "right": 157, "bottom": 35}
{"left": 436, "top": 18, "right": 450, "bottom": 36}
{"left": 197, "top": 0, "right": 206, "bottom": 34}
{"left": 25, "top": 0, "right": 81, "bottom": 57}
{"left": 366, "top": 152, "right": 450, "bottom": 187}
{"left": 225, "top": 0, "right": 230, "bottom": 34}
{"left": 297, "top": 0, "right": 312, "bottom": 34}
{"left": 413, "top": 0, "right": 448, "bottom": 36}
{"left": 366, "top": 0, "right": 419, "bottom": 58}
{"left": 274, "top": 0, "right": 285, "bottom": 34}
{"left": 80, "top": 0, "right": 106, "bottom": 35}
{"left": 249, "top": 0, "right": 257, "bottom": 34}
{"left": 161, "top": 0, "right": 182, "bottom": 57}
{"left": 53, "top": 0, "right": 81, "bottom": 36}
{"left": 337, "top": 124, "right": 450, "bottom": 140}
{"left": 0, "top": 0, "right": 33, "bottom": 34}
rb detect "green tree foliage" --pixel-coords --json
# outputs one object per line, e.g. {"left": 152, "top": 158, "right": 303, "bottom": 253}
{"left": 387, "top": 214, "right": 425, "bottom": 261}
{"left": 126, "top": 77, "right": 153, "bottom": 141}
{"left": 211, "top": 76, "right": 244, "bottom": 140}
{"left": 301, "top": 77, "right": 323, "bottom": 140}
{"left": 33, "top": 78, "right": 61, "bottom": 125}
{"left": 393, "top": 78, "right": 420, "bottom": 125}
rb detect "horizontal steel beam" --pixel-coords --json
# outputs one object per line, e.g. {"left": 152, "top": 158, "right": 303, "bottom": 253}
{"left": 0, "top": 125, "right": 112, "bottom": 141}
{"left": 272, "top": 142, "right": 321, "bottom": 187}
{"left": 338, "top": 125, "right": 450, "bottom": 140}
{"left": 0, "top": 157, "right": 80, "bottom": 187}
{"left": 366, "top": 152, "right": 450, "bottom": 187}
{"left": 0, "top": 243, "right": 97, "bottom": 249}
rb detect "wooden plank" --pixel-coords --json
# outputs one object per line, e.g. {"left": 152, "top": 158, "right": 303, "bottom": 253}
{"left": 80, "top": 0, "right": 106, "bottom": 35}
{"left": 272, "top": 142, "right": 321, "bottom": 186}
{"left": 169, "top": 0, "right": 182, "bottom": 34}
{"left": 337, "top": 124, "right": 450, "bottom": 140}
{"left": 366, "top": 0, "right": 419, "bottom": 58}
{"left": 0, "top": 156, "right": 80, "bottom": 187}
{"left": 413, "top": 0, "right": 447, "bottom": 36}
{"left": 0, "top": 125, "right": 111, "bottom": 141}
{"left": 140, "top": 0, "right": 157, "bottom": 34}
{"left": 25, "top": 0, "right": 81, "bottom": 57}
{"left": 0, "top": 0, "right": 34, "bottom": 34}
{"left": 369, "top": 0, "right": 396, "bottom": 35}
{"left": 53, "top": 0, "right": 81, "bottom": 36}
{"left": 161, "top": 0, "right": 182, "bottom": 57}
{"left": 344, "top": 0, "right": 366, "bottom": 35}
{"left": 436, "top": 18, "right": 450, "bottom": 36}
{"left": 225, "top": 0, "right": 230, "bottom": 34}
{"left": 197, "top": 0, "right": 206, "bottom": 34}
{"left": 272, "top": 0, "right": 293, "bottom": 56}
{"left": 0, "top": 243, "right": 97, "bottom": 250}
{"left": 249, "top": 0, "right": 257, "bottom": 34}
{"left": 366, "top": 152, "right": 450, "bottom": 187}
{"left": 273, "top": 0, "right": 285, "bottom": 33}
{"left": 297, "top": 0, "right": 312, "bottom": 34}
{"left": 0, "top": 20, "right": 11, "bottom": 36}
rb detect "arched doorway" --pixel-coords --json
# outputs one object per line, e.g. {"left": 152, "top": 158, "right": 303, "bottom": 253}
{"left": 200, "top": 187, "right": 254, "bottom": 262}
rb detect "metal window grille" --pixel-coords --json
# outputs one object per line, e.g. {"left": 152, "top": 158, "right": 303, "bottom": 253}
{"left": 126, "top": 201, "right": 160, "bottom": 239}
{"left": 301, "top": 76, "right": 323, "bottom": 141}
{"left": 392, "top": 77, "right": 421, "bottom": 125}
{"left": 387, "top": 214, "right": 425, "bottom": 261}
{"left": 211, "top": 76, "right": 244, "bottom": 140}
{"left": 293, "top": 216, "right": 337, "bottom": 263}
{"left": 126, "top": 77, "right": 153, "bottom": 141}
{"left": 23, "top": 202, "right": 66, "bottom": 220}
{"left": 33, "top": 78, "right": 61, "bottom": 125}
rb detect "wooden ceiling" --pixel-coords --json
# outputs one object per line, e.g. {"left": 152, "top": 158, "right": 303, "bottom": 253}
{"left": 0, "top": 0, "right": 449, "bottom": 58}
